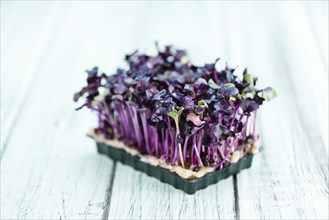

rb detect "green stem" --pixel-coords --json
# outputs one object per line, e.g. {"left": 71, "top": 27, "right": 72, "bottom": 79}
{"left": 167, "top": 106, "right": 185, "bottom": 168}
{"left": 175, "top": 119, "right": 185, "bottom": 168}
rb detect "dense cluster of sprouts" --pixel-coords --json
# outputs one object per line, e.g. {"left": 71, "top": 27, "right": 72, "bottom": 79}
{"left": 74, "top": 45, "right": 276, "bottom": 170}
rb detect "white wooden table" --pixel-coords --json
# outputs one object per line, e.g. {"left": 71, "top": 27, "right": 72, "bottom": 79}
{"left": 1, "top": 1, "right": 328, "bottom": 219}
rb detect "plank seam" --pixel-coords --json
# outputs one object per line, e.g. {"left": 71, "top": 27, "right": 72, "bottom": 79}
{"left": 233, "top": 174, "right": 240, "bottom": 220}
{"left": 102, "top": 161, "right": 117, "bottom": 220}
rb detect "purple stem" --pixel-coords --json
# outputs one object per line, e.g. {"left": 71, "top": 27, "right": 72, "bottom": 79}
{"left": 171, "top": 131, "right": 177, "bottom": 165}
{"left": 234, "top": 114, "right": 246, "bottom": 151}
{"left": 129, "top": 106, "right": 143, "bottom": 151}
{"left": 182, "top": 136, "right": 190, "bottom": 164}
{"left": 241, "top": 115, "right": 249, "bottom": 137}
{"left": 229, "top": 107, "right": 240, "bottom": 130}
{"left": 161, "top": 129, "right": 166, "bottom": 161}
{"left": 195, "top": 130, "right": 203, "bottom": 166}
{"left": 212, "top": 144, "right": 217, "bottom": 162}
{"left": 166, "top": 117, "right": 174, "bottom": 159}
{"left": 97, "top": 114, "right": 104, "bottom": 130}
{"left": 122, "top": 108, "right": 131, "bottom": 139}
{"left": 92, "top": 106, "right": 119, "bottom": 138}
{"left": 223, "top": 107, "right": 240, "bottom": 155}
{"left": 190, "top": 134, "right": 196, "bottom": 166}
{"left": 154, "top": 127, "right": 159, "bottom": 157}
{"left": 217, "top": 125, "right": 243, "bottom": 170}
{"left": 115, "top": 110, "right": 124, "bottom": 138}
{"left": 218, "top": 143, "right": 226, "bottom": 161}
{"left": 165, "top": 129, "right": 169, "bottom": 162}
{"left": 140, "top": 112, "right": 152, "bottom": 155}
{"left": 216, "top": 141, "right": 232, "bottom": 169}
{"left": 252, "top": 111, "right": 257, "bottom": 141}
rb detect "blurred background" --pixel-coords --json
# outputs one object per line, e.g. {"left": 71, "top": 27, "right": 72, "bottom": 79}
{"left": 1, "top": 1, "right": 328, "bottom": 132}
{"left": 1, "top": 1, "right": 328, "bottom": 219}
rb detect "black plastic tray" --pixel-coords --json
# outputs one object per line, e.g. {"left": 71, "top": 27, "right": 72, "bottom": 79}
{"left": 96, "top": 142, "right": 254, "bottom": 194}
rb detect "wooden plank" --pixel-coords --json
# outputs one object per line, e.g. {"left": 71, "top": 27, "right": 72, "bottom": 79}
{"left": 0, "top": 111, "right": 115, "bottom": 219}
{"left": 227, "top": 2, "right": 328, "bottom": 219}
{"left": 108, "top": 163, "right": 236, "bottom": 219}
{"left": 0, "top": 2, "right": 122, "bottom": 218}
{"left": 0, "top": 2, "right": 65, "bottom": 155}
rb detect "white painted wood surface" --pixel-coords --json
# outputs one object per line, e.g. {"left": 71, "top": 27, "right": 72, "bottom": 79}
{"left": 1, "top": 1, "right": 328, "bottom": 219}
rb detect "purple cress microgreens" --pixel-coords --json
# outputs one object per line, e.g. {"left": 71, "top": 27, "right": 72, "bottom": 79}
{"left": 74, "top": 44, "right": 276, "bottom": 170}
